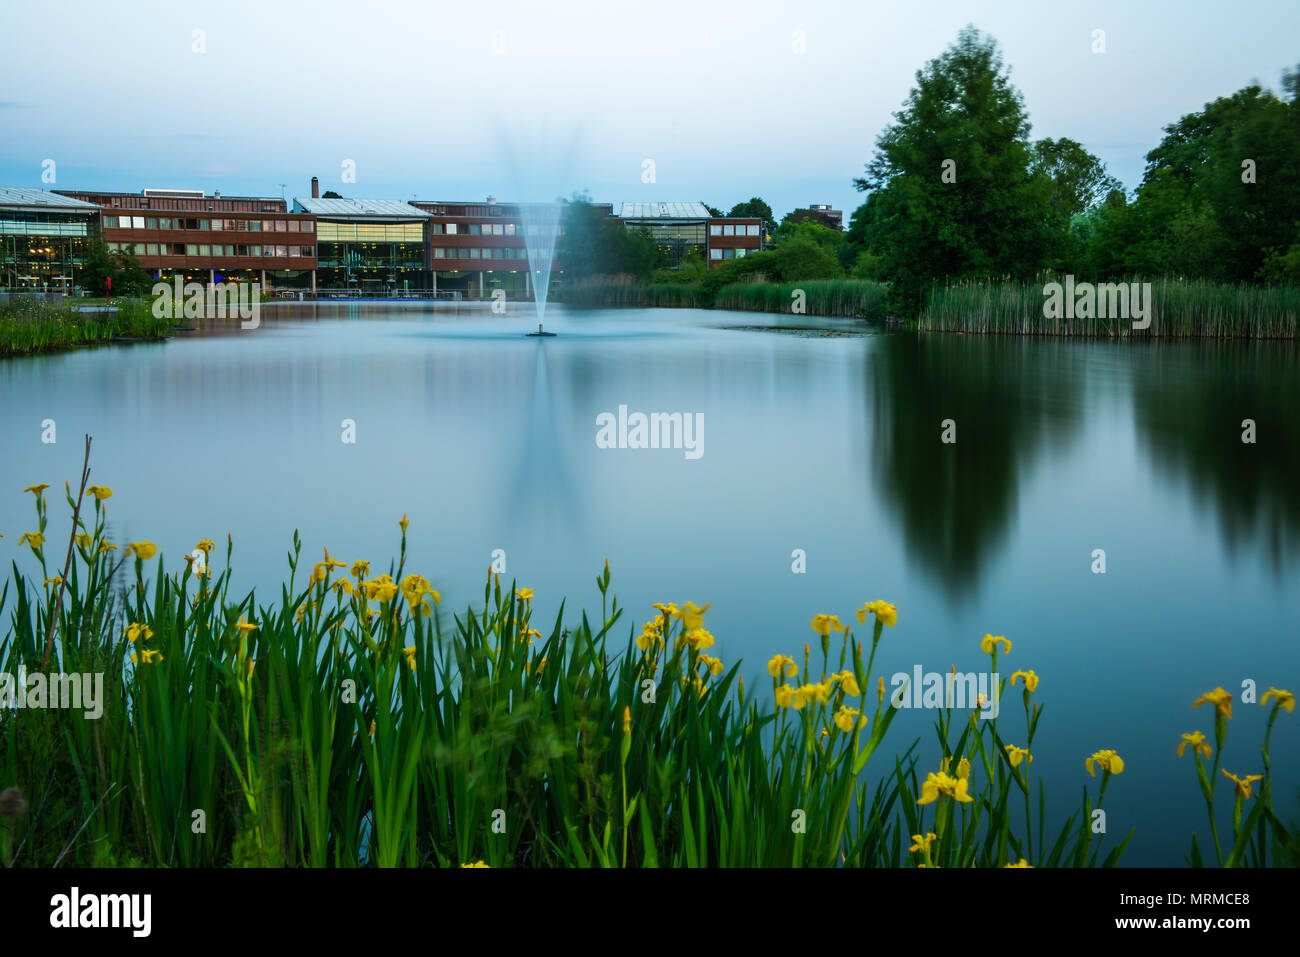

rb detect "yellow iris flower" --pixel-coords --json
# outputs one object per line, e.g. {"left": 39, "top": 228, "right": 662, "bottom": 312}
{"left": 1221, "top": 770, "right": 1263, "bottom": 800}
{"left": 1085, "top": 749, "right": 1124, "bottom": 777}
{"left": 980, "top": 634, "right": 1011, "bottom": 655}
{"left": 1177, "top": 731, "right": 1212, "bottom": 759}
{"left": 1192, "top": 687, "right": 1233, "bottom": 720}
{"left": 810, "top": 613, "right": 846, "bottom": 637}
{"left": 1261, "top": 687, "right": 1294, "bottom": 713}
{"left": 917, "top": 771, "right": 973, "bottom": 805}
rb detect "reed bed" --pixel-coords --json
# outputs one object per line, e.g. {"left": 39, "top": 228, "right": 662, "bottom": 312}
{"left": 711, "top": 279, "right": 889, "bottom": 319}
{"left": 0, "top": 297, "right": 172, "bottom": 358}
{"left": 558, "top": 277, "right": 888, "bottom": 319}
{"left": 920, "top": 278, "right": 1300, "bottom": 338}
{"left": 0, "top": 449, "right": 1293, "bottom": 867}
{"left": 560, "top": 277, "right": 707, "bottom": 309}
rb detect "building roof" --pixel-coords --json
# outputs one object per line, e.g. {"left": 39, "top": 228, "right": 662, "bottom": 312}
{"left": 292, "top": 198, "right": 432, "bottom": 219}
{"left": 618, "top": 201, "right": 711, "bottom": 219}
{"left": 0, "top": 187, "right": 101, "bottom": 212}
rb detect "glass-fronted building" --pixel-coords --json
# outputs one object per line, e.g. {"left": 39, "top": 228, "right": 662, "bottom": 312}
{"left": 0, "top": 188, "right": 101, "bottom": 291}
{"left": 617, "top": 202, "right": 762, "bottom": 268}
{"left": 293, "top": 198, "right": 431, "bottom": 291}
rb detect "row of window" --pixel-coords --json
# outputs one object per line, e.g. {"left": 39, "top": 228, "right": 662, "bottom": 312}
{"left": 431, "top": 223, "right": 564, "bottom": 237}
{"left": 107, "top": 242, "right": 313, "bottom": 258}
{"left": 710, "top": 224, "right": 760, "bottom": 237}
{"left": 433, "top": 246, "right": 529, "bottom": 260}
{"left": 105, "top": 216, "right": 313, "bottom": 233}
{"left": 710, "top": 248, "right": 750, "bottom": 260}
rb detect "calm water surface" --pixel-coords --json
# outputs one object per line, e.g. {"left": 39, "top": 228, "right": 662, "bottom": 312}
{"left": 1, "top": 302, "right": 1296, "bottom": 865}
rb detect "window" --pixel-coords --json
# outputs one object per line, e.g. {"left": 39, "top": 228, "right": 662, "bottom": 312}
{"left": 470, "top": 248, "right": 480, "bottom": 259}
{"left": 301, "top": 245, "right": 313, "bottom": 257}
{"left": 159, "top": 218, "right": 172, "bottom": 230}
{"left": 276, "top": 245, "right": 287, "bottom": 257}
{"left": 445, "top": 223, "right": 457, "bottom": 235}
{"left": 723, "top": 224, "right": 735, "bottom": 236}
{"left": 237, "top": 245, "right": 249, "bottom": 256}
{"left": 275, "top": 220, "right": 287, "bottom": 232}
{"left": 492, "top": 224, "right": 503, "bottom": 236}
{"left": 301, "top": 221, "right": 313, "bottom": 233}
{"left": 145, "top": 218, "right": 158, "bottom": 229}
{"left": 131, "top": 216, "right": 144, "bottom": 229}
{"left": 737, "top": 248, "right": 746, "bottom": 257}
{"left": 434, "top": 247, "right": 446, "bottom": 258}
{"left": 198, "top": 219, "right": 210, "bottom": 230}
{"left": 431, "top": 223, "right": 444, "bottom": 234}
{"left": 211, "top": 219, "right": 223, "bottom": 230}
{"left": 468, "top": 224, "right": 480, "bottom": 235}
{"left": 186, "top": 244, "right": 199, "bottom": 256}
{"left": 146, "top": 244, "right": 159, "bottom": 255}
{"left": 723, "top": 248, "right": 735, "bottom": 259}
{"left": 747, "top": 225, "right": 759, "bottom": 236}
{"left": 505, "top": 223, "right": 515, "bottom": 235}
{"left": 710, "top": 225, "right": 721, "bottom": 236}
{"left": 103, "top": 216, "right": 117, "bottom": 228}
{"left": 288, "top": 246, "right": 300, "bottom": 257}
{"left": 250, "top": 245, "right": 261, "bottom": 256}
{"left": 106, "top": 242, "right": 119, "bottom": 252}
{"left": 287, "top": 220, "right": 299, "bottom": 232}
{"left": 709, "top": 248, "right": 722, "bottom": 260}
{"left": 249, "top": 220, "right": 262, "bottom": 231}
{"left": 199, "top": 244, "right": 211, "bottom": 256}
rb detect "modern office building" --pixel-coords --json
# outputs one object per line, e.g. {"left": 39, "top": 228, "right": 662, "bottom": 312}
{"left": 0, "top": 188, "right": 101, "bottom": 291}
{"left": 56, "top": 188, "right": 317, "bottom": 290}
{"left": 616, "top": 202, "right": 761, "bottom": 267}
{"left": 292, "top": 196, "right": 431, "bottom": 292}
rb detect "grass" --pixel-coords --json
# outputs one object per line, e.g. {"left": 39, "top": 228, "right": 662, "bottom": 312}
{"left": 0, "top": 297, "right": 172, "bottom": 358}
{"left": 559, "top": 277, "right": 889, "bottom": 319}
{"left": 920, "top": 278, "right": 1300, "bottom": 338}
{"left": 0, "top": 444, "right": 1294, "bottom": 867}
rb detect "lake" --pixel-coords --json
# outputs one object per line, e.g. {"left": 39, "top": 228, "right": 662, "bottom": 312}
{"left": 1, "top": 302, "right": 1296, "bottom": 865}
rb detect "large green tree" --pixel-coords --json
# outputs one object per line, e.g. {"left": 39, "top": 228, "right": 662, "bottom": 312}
{"left": 1085, "top": 70, "right": 1300, "bottom": 282}
{"left": 850, "top": 26, "right": 1054, "bottom": 314}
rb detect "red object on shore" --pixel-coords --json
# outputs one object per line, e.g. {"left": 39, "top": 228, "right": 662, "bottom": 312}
{"left": 106, "top": 276, "right": 111, "bottom": 300}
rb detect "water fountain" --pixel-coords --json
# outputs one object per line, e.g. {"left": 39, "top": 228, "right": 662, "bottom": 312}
{"left": 519, "top": 201, "right": 564, "bottom": 335}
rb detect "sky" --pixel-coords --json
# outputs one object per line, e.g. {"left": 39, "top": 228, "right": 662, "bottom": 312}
{"left": 2, "top": 0, "right": 1297, "bottom": 221}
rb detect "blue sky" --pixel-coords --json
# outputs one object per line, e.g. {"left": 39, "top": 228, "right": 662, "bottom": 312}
{"left": 2, "top": 0, "right": 1297, "bottom": 220}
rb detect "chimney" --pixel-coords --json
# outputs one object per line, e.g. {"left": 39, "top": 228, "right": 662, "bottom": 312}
{"left": 311, "top": 176, "right": 319, "bottom": 199}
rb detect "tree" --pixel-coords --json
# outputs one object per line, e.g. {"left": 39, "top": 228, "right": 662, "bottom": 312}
{"left": 560, "top": 193, "right": 661, "bottom": 280}
{"left": 727, "top": 197, "right": 776, "bottom": 235}
{"left": 1032, "top": 138, "right": 1122, "bottom": 219}
{"left": 1085, "top": 73, "right": 1300, "bottom": 281}
{"left": 81, "top": 242, "right": 152, "bottom": 296}
{"left": 850, "top": 26, "right": 1054, "bottom": 314}
{"left": 701, "top": 202, "right": 723, "bottom": 217}
{"left": 322, "top": 190, "right": 343, "bottom": 199}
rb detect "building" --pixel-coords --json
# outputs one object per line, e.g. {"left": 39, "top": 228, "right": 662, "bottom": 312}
{"left": 616, "top": 202, "right": 761, "bottom": 267}
{"left": 786, "top": 204, "right": 843, "bottom": 231}
{"left": 292, "top": 196, "right": 430, "bottom": 293}
{"left": 56, "top": 188, "right": 317, "bottom": 291}
{"left": 0, "top": 188, "right": 101, "bottom": 292}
